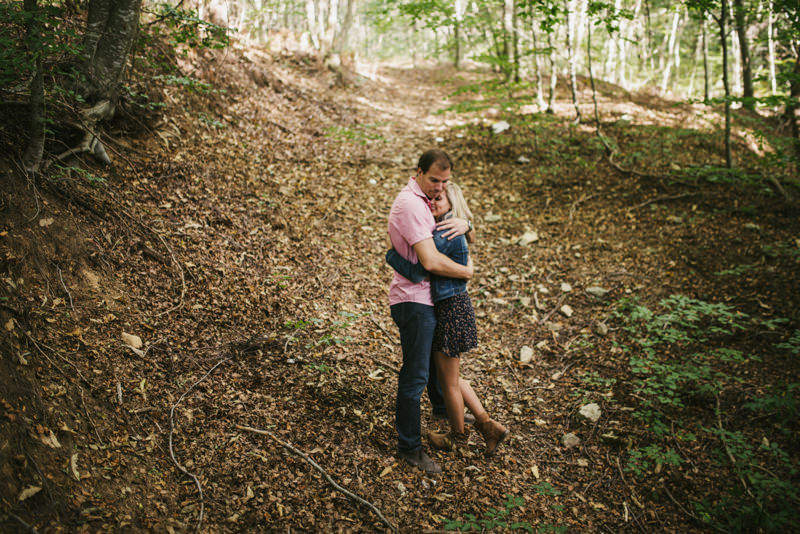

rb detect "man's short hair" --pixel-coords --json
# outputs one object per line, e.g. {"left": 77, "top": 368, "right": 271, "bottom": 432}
{"left": 417, "top": 149, "right": 453, "bottom": 174}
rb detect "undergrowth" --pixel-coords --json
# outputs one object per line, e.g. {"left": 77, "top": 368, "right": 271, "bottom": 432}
{"left": 611, "top": 295, "right": 800, "bottom": 533}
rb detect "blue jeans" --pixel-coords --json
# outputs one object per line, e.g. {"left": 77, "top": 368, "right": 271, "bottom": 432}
{"left": 391, "top": 302, "right": 445, "bottom": 452}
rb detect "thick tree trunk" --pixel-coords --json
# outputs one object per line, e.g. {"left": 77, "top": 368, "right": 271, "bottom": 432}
{"left": 454, "top": 0, "right": 464, "bottom": 68}
{"left": 331, "top": 0, "right": 354, "bottom": 54}
{"left": 81, "top": 0, "right": 142, "bottom": 105}
{"left": 733, "top": 0, "right": 754, "bottom": 109}
{"left": 22, "top": 0, "right": 45, "bottom": 174}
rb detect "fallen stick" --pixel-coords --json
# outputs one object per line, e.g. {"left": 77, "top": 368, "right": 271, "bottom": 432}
{"left": 236, "top": 424, "right": 398, "bottom": 533}
{"left": 168, "top": 357, "right": 230, "bottom": 532}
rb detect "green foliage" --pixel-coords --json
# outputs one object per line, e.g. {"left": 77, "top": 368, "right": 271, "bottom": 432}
{"left": 675, "top": 165, "right": 766, "bottom": 188}
{"left": 626, "top": 444, "right": 682, "bottom": 478}
{"left": 698, "top": 427, "right": 799, "bottom": 533}
{"left": 777, "top": 330, "right": 800, "bottom": 355}
{"left": 53, "top": 164, "right": 106, "bottom": 186}
{"left": 153, "top": 3, "right": 230, "bottom": 53}
{"left": 613, "top": 295, "right": 800, "bottom": 531}
{"left": 283, "top": 311, "right": 369, "bottom": 351}
{"left": 442, "top": 494, "right": 533, "bottom": 532}
{"left": 532, "top": 482, "right": 561, "bottom": 497}
{"left": 0, "top": 1, "right": 80, "bottom": 92}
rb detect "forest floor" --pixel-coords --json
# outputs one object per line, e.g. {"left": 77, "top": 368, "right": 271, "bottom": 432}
{"left": 1, "top": 44, "right": 800, "bottom": 534}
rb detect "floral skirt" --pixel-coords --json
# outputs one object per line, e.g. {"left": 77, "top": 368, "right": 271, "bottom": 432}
{"left": 432, "top": 292, "right": 478, "bottom": 358}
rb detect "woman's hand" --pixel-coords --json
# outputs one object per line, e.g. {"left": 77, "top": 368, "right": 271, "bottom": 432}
{"left": 436, "top": 217, "right": 470, "bottom": 240}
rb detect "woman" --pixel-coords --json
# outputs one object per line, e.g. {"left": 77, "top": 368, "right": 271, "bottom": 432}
{"left": 386, "top": 183, "right": 509, "bottom": 456}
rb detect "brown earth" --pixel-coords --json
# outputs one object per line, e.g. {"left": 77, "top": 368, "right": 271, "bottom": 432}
{"left": 1, "top": 45, "right": 799, "bottom": 533}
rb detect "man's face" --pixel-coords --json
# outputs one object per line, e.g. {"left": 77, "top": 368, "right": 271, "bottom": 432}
{"left": 415, "top": 165, "right": 450, "bottom": 199}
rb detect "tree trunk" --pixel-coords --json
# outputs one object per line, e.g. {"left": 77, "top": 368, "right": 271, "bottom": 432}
{"left": 733, "top": 0, "right": 754, "bottom": 109}
{"left": 547, "top": 31, "right": 556, "bottom": 113}
{"left": 502, "top": 0, "right": 512, "bottom": 80}
{"left": 512, "top": 0, "right": 520, "bottom": 83}
{"left": 767, "top": 0, "right": 777, "bottom": 96}
{"left": 454, "top": 0, "right": 465, "bottom": 68}
{"left": 587, "top": 16, "right": 602, "bottom": 138}
{"left": 703, "top": 16, "right": 710, "bottom": 101}
{"left": 660, "top": 8, "right": 681, "bottom": 93}
{"left": 532, "top": 19, "right": 545, "bottom": 110}
{"left": 81, "top": 0, "right": 142, "bottom": 105}
{"left": 718, "top": 2, "right": 733, "bottom": 168}
{"left": 565, "top": 0, "right": 581, "bottom": 122}
{"left": 619, "top": 0, "right": 641, "bottom": 89}
{"left": 789, "top": 54, "right": 800, "bottom": 159}
{"left": 22, "top": 0, "right": 45, "bottom": 174}
{"left": 332, "top": 0, "right": 354, "bottom": 53}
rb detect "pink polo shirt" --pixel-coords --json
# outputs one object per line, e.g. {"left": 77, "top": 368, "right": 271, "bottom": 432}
{"left": 388, "top": 178, "right": 435, "bottom": 306}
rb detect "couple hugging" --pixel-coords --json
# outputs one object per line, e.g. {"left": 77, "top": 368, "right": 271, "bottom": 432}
{"left": 387, "top": 149, "right": 509, "bottom": 474}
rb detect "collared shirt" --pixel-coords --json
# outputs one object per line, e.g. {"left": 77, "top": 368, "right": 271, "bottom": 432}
{"left": 386, "top": 210, "right": 469, "bottom": 303}
{"left": 388, "top": 178, "right": 435, "bottom": 306}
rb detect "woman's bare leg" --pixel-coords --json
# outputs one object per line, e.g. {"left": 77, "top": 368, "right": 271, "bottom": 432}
{"left": 433, "top": 351, "right": 465, "bottom": 434}
{"left": 459, "top": 377, "right": 486, "bottom": 420}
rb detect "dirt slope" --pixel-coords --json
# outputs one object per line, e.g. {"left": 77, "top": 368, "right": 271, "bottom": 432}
{"left": 1, "top": 46, "right": 799, "bottom": 533}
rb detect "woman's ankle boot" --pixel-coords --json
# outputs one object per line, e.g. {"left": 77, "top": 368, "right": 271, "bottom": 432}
{"left": 427, "top": 429, "right": 470, "bottom": 451}
{"left": 475, "top": 413, "right": 509, "bottom": 456}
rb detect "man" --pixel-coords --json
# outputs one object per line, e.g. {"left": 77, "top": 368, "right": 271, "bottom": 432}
{"left": 388, "top": 149, "right": 473, "bottom": 474}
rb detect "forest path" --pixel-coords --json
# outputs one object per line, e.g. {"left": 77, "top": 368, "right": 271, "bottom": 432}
{"left": 8, "top": 50, "right": 799, "bottom": 534}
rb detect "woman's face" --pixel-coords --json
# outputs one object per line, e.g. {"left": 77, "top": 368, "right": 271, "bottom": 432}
{"left": 430, "top": 193, "right": 451, "bottom": 218}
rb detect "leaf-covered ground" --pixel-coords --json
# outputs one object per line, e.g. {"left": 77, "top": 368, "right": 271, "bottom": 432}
{"left": 1, "top": 46, "right": 799, "bottom": 533}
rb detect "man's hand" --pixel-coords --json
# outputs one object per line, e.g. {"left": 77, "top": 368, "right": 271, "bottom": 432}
{"left": 436, "top": 217, "right": 470, "bottom": 240}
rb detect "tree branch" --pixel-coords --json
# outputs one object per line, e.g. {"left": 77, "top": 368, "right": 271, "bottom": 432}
{"left": 236, "top": 424, "right": 398, "bottom": 533}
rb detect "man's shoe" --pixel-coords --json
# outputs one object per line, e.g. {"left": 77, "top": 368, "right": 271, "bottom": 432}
{"left": 398, "top": 448, "right": 442, "bottom": 474}
{"left": 433, "top": 411, "right": 476, "bottom": 425}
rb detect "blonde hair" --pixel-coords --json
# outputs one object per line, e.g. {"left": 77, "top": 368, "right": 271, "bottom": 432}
{"left": 445, "top": 183, "right": 473, "bottom": 221}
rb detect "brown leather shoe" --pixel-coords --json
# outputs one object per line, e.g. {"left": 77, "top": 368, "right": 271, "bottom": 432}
{"left": 397, "top": 448, "right": 442, "bottom": 474}
{"left": 475, "top": 413, "right": 509, "bottom": 456}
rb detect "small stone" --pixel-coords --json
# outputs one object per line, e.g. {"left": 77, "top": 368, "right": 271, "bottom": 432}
{"left": 592, "top": 322, "right": 609, "bottom": 336}
{"left": 560, "top": 282, "right": 572, "bottom": 292}
{"left": 519, "top": 297, "right": 531, "bottom": 308}
{"left": 518, "top": 231, "right": 539, "bottom": 246}
{"left": 559, "top": 304, "right": 573, "bottom": 318}
{"left": 517, "top": 155, "right": 530, "bottom": 164}
{"left": 520, "top": 346, "right": 534, "bottom": 363}
{"left": 121, "top": 332, "right": 143, "bottom": 349}
{"left": 562, "top": 433, "right": 581, "bottom": 449}
{"left": 485, "top": 213, "right": 502, "bottom": 223}
{"left": 579, "top": 403, "right": 601, "bottom": 422}
{"left": 491, "top": 121, "right": 510, "bottom": 134}
{"left": 585, "top": 286, "right": 609, "bottom": 298}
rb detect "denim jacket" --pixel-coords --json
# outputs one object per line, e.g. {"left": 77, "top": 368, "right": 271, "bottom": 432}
{"left": 386, "top": 217, "right": 468, "bottom": 303}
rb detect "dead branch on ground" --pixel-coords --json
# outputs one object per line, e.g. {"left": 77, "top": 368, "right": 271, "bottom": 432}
{"left": 168, "top": 357, "right": 230, "bottom": 532}
{"left": 236, "top": 424, "right": 399, "bottom": 533}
